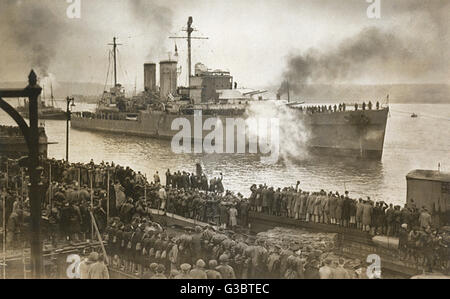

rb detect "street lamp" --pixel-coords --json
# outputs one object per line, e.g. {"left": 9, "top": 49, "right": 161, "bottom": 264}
{"left": 66, "top": 97, "right": 75, "bottom": 163}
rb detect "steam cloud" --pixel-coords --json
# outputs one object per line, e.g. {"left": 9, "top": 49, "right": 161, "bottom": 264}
{"left": 245, "top": 101, "right": 310, "bottom": 164}
{"left": 279, "top": 0, "right": 450, "bottom": 95}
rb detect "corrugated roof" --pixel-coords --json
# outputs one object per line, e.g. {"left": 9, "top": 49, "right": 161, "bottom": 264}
{"left": 406, "top": 170, "right": 450, "bottom": 182}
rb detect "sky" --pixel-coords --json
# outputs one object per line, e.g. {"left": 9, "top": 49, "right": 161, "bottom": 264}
{"left": 0, "top": 0, "right": 449, "bottom": 92}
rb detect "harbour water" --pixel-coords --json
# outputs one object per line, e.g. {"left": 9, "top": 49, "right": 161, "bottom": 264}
{"left": 1, "top": 102, "right": 449, "bottom": 206}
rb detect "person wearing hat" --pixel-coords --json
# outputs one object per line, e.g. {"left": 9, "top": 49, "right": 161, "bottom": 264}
{"left": 190, "top": 226, "right": 203, "bottom": 263}
{"left": 319, "top": 258, "right": 335, "bottom": 279}
{"left": 266, "top": 247, "right": 281, "bottom": 279}
{"left": 168, "top": 237, "right": 180, "bottom": 272}
{"left": 355, "top": 259, "right": 369, "bottom": 279}
{"left": 327, "top": 194, "right": 337, "bottom": 225}
{"left": 87, "top": 253, "right": 110, "bottom": 279}
{"left": 284, "top": 255, "right": 301, "bottom": 279}
{"left": 331, "top": 258, "right": 350, "bottom": 279}
{"left": 362, "top": 200, "right": 373, "bottom": 233}
{"left": 398, "top": 223, "right": 409, "bottom": 260}
{"left": 305, "top": 192, "right": 315, "bottom": 223}
{"left": 400, "top": 204, "right": 412, "bottom": 231}
{"left": 47, "top": 204, "right": 61, "bottom": 248}
{"left": 169, "top": 269, "right": 180, "bottom": 279}
{"left": 304, "top": 255, "right": 320, "bottom": 279}
{"left": 293, "top": 190, "right": 302, "bottom": 220}
{"left": 229, "top": 204, "right": 238, "bottom": 229}
{"left": 385, "top": 204, "right": 395, "bottom": 236}
{"left": 335, "top": 195, "right": 344, "bottom": 226}
{"left": 152, "top": 264, "right": 167, "bottom": 279}
{"left": 142, "top": 263, "right": 159, "bottom": 279}
{"left": 205, "top": 260, "right": 222, "bottom": 279}
{"left": 313, "top": 193, "right": 323, "bottom": 223}
{"left": 343, "top": 260, "right": 357, "bottom": 279}
{"left": 320, "top": 192, "right": 330, "bottom": 224}
{"left": 159, "top": 185, "right": 167, "bottom": 213}
{"left": 190, "top": 259, "right": 208, "bottom": 279}
{"left": 219, "top": 201, "right": 229, "bottom": 229}
{"left": 216, "top": 254, "right": 236, "bottom": 279}
{"left": 79, "top": 251, "right": 95, "bottom": 279}
{"left": 114, "top": 224, "right": 124, "bottom": 269}
{"left": 355, "top": 198, "right": 364, "bottom": 229}
{"left": 393, "top": 205, "right": 402, "bottom": 237}
{"left": 175, "top": 263, "right": 192, "bottom": 279}
{"left": 6, "top": 208, "right": 23, "bottom": 249}
{"left": 419, "top": 207, "right": 432, "bottom": 231}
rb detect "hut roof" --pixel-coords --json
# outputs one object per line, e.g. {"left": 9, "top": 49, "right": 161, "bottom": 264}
{"left": 407, "top": 170, "right": 450, "bottom": 183}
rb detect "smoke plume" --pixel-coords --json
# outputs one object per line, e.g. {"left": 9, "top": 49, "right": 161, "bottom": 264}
{"left": 128, "top": 0, "right": 174, "bottom": 60}
{"left": 0, "top": 0, "right": 66, "bottom": 77}
{"left": 0, "top": 0, "right": 175, "bottom": 84}
{"left": 279, "top": 0, "right": 450, "bottom": 95}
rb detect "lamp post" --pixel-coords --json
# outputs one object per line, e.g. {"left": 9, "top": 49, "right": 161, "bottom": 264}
{"left": 65, "top": 97, "right": 75, "bottom": 162}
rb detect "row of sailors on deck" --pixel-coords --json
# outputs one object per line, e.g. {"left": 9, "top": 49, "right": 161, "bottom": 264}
{"left": 299, "top": 101, "right": 381, "bottom": 114}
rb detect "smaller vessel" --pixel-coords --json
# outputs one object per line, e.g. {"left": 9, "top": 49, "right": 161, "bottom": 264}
{"left": 17, "top": 84, "right": 66, "bottom": 120}
{"left": 411, "top": 113, "right": 418, "bottom": 118}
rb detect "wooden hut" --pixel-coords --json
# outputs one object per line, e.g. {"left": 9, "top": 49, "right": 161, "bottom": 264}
{"left": 406, "top": 170, "right": 450, "bottom": 227}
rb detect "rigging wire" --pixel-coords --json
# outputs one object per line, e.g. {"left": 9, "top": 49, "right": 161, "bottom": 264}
{"left": 116, "top": 48, "right": 130, "bottom": 88}
{"left": 102, "top": 50, "right": 112, "bottom": 100}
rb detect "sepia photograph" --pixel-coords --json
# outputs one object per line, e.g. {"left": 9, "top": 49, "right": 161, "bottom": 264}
{"left": 0, "top": 0, "right": 449, "bottom": 285}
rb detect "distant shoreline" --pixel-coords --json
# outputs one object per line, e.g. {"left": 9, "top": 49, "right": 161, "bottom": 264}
{"left": 1, "top": 82, "right": 449, "bottom": 104}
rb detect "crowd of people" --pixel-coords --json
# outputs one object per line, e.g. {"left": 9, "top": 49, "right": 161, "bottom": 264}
{"left": 247, "top": 184, "right": 449, "bottom": 273}
{"left": 104, "top": 219, "right": 370, "bottom": 279}
{"left": 296, "top": 101, "right": 381, "bottom": 114}
{"left": 1, "top": 158, "right": 449, "bottom": 278}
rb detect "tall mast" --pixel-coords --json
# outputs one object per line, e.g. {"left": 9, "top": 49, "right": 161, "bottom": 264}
{"left": 170, "top": 17, "right": 209, "bottom": 88}
{"left": 41, "top": 84, "right": 46, "bottom": 107}
{"left": 113, "top": 37, "right": 117, "bottom": 86}
{"left": 108, "top": 37, "right": 122, "bottom": 86}
{"left": 50, "top": 82, "right": 55, "bottom": 107}
{"left": 187, "top": 17, "right": 193, "bottom": 87}
{"left": 287, "top": 80, "right": 291, "bottom": 103}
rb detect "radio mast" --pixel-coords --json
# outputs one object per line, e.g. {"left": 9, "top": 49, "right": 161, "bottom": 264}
{"left": 170, "top": 17, "right": 209, "bottom": 87}
{"left": 108, "top": 37, "right": 122, "bottom": 86}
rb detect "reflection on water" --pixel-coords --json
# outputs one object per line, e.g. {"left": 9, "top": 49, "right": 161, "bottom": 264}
{"left": 1, "top": 103, "right": 449, "bottom": 206}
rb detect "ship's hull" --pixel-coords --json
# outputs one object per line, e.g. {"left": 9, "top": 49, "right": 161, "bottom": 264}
{"left": 20, "top": 111, "right": 67, "bottom": 120}
{"left": 71, "top": 108, "right": 389, "bottom": 159}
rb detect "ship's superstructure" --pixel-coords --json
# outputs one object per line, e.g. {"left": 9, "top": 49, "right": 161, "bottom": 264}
{"left": 71, "top": 17, "right": 389, "bottom": 160}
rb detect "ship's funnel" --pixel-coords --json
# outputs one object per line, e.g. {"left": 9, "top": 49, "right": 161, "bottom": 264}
{"left": 144, "top": 63, "right": 156, "bottom": 92}
{"left": 160, "top": 60, "right": 178, "bottom": 100}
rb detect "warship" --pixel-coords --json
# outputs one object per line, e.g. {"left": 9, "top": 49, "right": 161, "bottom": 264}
{"left": 71, "top": 17, "right": 389, "bottom": 160}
